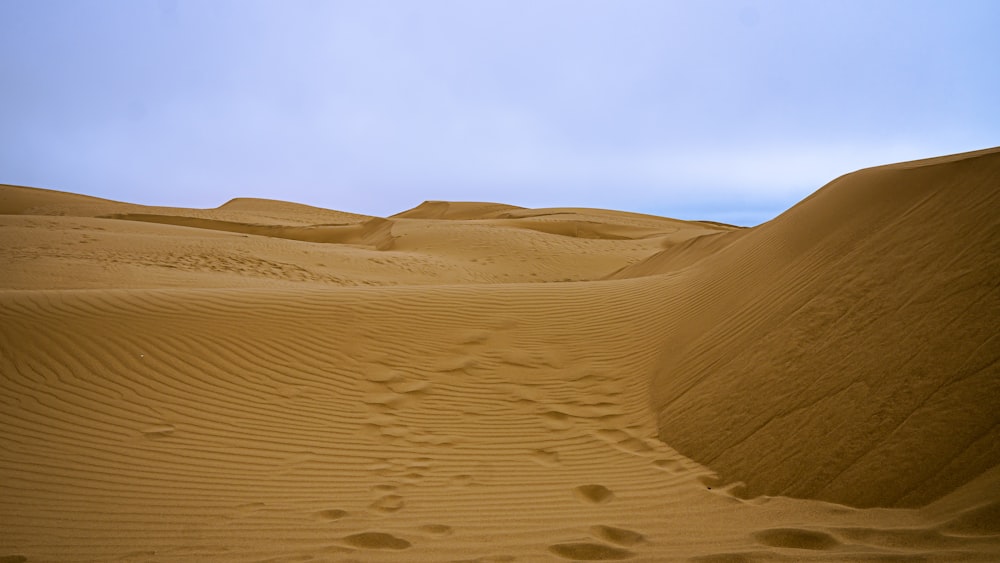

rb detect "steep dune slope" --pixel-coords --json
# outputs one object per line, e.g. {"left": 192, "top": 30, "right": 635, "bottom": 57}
{"left": 647, "top": 147, "right": 1000, "bottom": 508}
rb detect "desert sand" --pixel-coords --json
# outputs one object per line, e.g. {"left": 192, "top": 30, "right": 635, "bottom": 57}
{"left": 1, "top": 148, "right": 998, "bottom": 561}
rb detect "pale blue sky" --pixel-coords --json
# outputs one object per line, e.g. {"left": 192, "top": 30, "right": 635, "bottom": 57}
{"left": 2, "top": 0, "right": 997, "bottom": 225}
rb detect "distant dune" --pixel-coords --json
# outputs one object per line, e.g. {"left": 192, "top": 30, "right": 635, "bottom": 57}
{"left": 1, "top": 148, "right": 998, "bottom": 561}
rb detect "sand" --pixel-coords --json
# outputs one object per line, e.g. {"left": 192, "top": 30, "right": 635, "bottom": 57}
{"left": 1, "top": 148, "right": 998, "bottom": 561}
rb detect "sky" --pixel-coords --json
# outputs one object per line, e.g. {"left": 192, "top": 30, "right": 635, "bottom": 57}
{"left": 2, "top": 1, "right": 998, "bottom": 226}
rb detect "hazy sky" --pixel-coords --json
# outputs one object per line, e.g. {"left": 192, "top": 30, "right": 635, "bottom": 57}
{"left": 2, "top": 1, "right": 998, "bottom": 225}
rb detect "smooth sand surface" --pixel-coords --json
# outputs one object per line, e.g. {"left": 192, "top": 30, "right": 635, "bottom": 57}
{"left": 1, "top": 148, "right": 998, "bottom": 561}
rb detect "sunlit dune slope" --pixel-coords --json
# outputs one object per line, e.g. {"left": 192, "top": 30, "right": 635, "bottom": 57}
{"left": 639, "top": 147, "right": 1000, "bottom": 508}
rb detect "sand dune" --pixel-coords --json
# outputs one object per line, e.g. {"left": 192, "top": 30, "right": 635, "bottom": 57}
{"left": 640, "top": 148, "right": 1000, "bottom": 508}
{"left": 1, "top": 148, "right": 998, "bottom": 561}
{"left": 390, "top": 200, "right": 525, "bottom": 220}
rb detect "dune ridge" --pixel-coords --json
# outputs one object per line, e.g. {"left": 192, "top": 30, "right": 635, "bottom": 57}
{"left": 1, "top": 148, "right": 998, "bottom": 561}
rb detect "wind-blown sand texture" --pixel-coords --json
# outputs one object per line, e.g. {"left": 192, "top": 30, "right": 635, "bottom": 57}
{"left": 1, "top": 148, "right": 998, "bottom": 562}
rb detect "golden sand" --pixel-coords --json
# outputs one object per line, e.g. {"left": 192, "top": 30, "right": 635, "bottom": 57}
{"left": 1, "top": 148, "right": 998, "bottom": 561}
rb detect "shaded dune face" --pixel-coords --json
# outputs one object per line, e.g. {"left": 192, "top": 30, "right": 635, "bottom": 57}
{"left": 646, "top": 148, "right": 1000, "bottom": 508}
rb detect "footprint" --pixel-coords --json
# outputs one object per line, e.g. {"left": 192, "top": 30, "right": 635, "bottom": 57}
{"left": 548, "top": 542, "right": 633, "bottom": 560}
{"left": 752, "top": 528, "right": 840, "bottom": 550}
{"left": 541, "top": 411, "right": 574, "bottom": 430}
{"left": 418, "top": 524, "right": 453, "bottom": 537}
{"left": 400, "top": 471, "right": 425, "bottom": 484}
{"left": 412, "top": 457, "right": 434, "bottom": 469}
{"left": 370, "top": 494, "right": 405, "bottom": 513}
{"left": 570, "top": 372, "right": 607, "bottom": 384}
{"left": 367, "top": 367, "right": 404, "bottom": 383}
{"left": 342, "top": 531, "right": 411, "bottom": 550}
{"left": 574, "top": 485, "right": 615, "bottom": 504}
{"left": 590, "top": 525, "right": 646, "bottom": 547}
{"left": 373, "top": 459, "right": 428, "bottom": 483}
{"left": 457, "top": 329, "right": 491, "bottom": 345}
{"left": 501, "top": 349, "right": 537, "bottom": 367}
{"left": 315, "top": 509, "right": 348, "bottom": 521}
{"left": 529, "top": 449, "right": 561, "bottom": 467}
